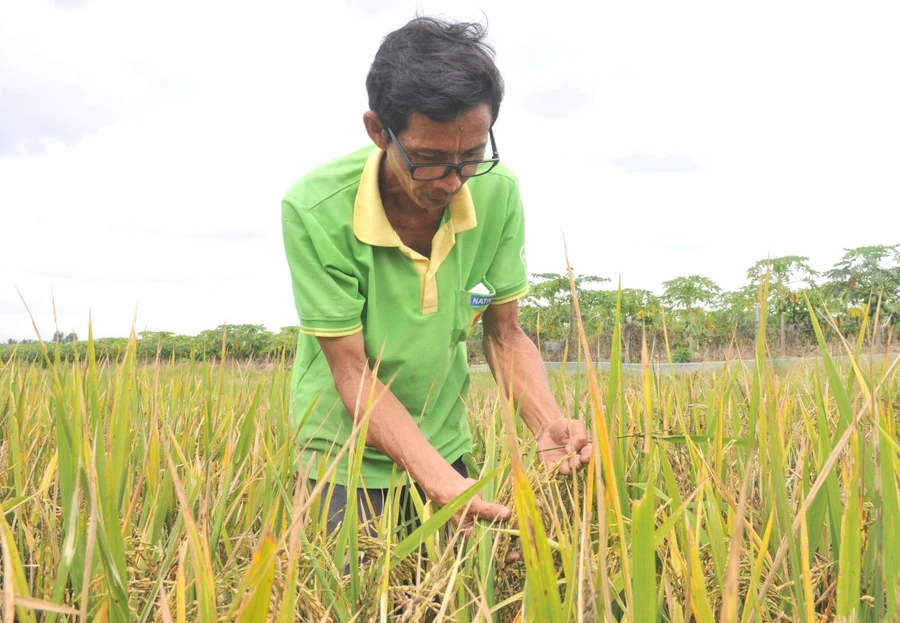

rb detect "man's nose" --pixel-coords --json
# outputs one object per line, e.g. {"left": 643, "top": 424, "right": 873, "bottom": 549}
{"left": 433, "top": 169, "right": 462, "bottom": 194}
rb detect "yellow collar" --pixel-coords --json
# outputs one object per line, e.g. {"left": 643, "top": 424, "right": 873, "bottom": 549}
{"left": 353, "top": 148, "right": 477, "bottom": 247}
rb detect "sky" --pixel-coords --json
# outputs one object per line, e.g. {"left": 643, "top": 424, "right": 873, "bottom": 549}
{"left": 1, "top": 0, "right": 899, "bottom": 341}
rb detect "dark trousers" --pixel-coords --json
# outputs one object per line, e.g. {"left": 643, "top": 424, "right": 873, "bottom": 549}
{"left": 311, "top": 458, "right": 469, "bottom": 535}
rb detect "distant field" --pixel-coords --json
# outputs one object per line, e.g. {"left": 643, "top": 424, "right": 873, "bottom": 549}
{"left": 0, "top": 321, "right": 898, "bottom": 621}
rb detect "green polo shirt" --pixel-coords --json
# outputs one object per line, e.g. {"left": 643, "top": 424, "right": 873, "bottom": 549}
{"left": 282, "top": 146, "right": 528, "bottom": 488}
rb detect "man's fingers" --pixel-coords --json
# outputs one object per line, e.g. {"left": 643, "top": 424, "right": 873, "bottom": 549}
{"left": 569, "top": 420, "right": 590, "bottom": 448}
{"left": 563, "top": 420, "right": 591, "bottom": 474}
{"left": 553, "top": 444, "right": 593, "bottom": 476}
{"left": 453, "top": 510, "right": 474, "bottom": 533}
{"left": 473, "top": 499, "right": 511, "bottom": 523}
{"left": 579, "top": 443, "right": 593, "bottom": 462}
{"left": 570, "top": 453, "right": 580, "bottom": 473}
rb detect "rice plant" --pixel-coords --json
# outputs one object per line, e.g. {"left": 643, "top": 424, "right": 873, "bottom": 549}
{"left": 0, "top": 285, "right": 898, "bottom": 621}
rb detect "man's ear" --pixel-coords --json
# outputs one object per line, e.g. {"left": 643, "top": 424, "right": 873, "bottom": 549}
{"left": 363, "top": 111, "right": 389, "bottom": 150}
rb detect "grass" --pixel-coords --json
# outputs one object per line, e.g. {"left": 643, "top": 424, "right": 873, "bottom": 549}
{"left": 1, "top": 294, "right": 899, "bottom": 622}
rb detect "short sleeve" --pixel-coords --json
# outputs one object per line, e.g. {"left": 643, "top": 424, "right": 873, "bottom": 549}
{"left": 486, "top": 182, "right": 529, "bottom": 305}
{"left": 282, "top": 199, "right": 364, "bottom": 337}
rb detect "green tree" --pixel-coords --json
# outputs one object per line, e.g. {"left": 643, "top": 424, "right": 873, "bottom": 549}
{"left": 520, "top": 272, "right": 610, "bottom": 348}
{"left": 746, "top": 256, "right": 818, "bottom": 355}
{"left": 619, "top": 288, "right": 662, "bottom": 327}
{"left": 223, "top": 324, "right": 272, "bottom": 359}
{"left": 95, "top": 337, "right": 130, "bottom": 362}
{"left": 710, "top": 287, "right": 757, "bottom": 347}
{"left": 193, "top": 325, "right": 273, "bottom": 359}
{"left": 50, "top": 330, "right": 78, "bottom": 343}
{"left": 823, "top": 244, "right": 900, "bottom": 344}
{"left": 196, "top": 328, "right": 226, "bottom": 359}
{"left": 662, "top": 275, "right": 721, "bottom": 352}
{"left": 269, "top": 326, "right": 301, "bottom": 358}
{"left": 593, "top": 289, "right": 663, "bottom": 362}
{"left": 137, "top": 330, "right": 176, "bottom": 359}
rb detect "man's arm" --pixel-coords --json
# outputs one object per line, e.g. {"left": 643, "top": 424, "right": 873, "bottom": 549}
{"left": 482, "top": 300, "right": 593, "bottom": 475}
{"left": 317, "top": 331, "right": 510, "bottom": 529}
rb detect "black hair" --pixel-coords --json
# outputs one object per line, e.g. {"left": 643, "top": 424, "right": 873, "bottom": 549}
{"left": 365, "top": 16, "right": 504, "bottom": 137}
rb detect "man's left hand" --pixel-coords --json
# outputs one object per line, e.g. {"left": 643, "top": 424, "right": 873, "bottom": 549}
{"left": 535, "top": 418, "right": 593, "bottom": 475}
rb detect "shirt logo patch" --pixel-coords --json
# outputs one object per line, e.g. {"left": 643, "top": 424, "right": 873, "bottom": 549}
{"left": 470, "top": 295, "right": 493, "bottom": 307}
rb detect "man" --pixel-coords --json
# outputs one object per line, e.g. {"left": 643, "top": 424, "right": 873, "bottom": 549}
{"left": 282, "top": 16, "right": 591, "bottom": 534}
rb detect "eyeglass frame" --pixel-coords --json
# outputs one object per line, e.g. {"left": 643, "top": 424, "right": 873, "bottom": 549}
{"left": 387, "top": 127, "right": 500, "bottom": 181}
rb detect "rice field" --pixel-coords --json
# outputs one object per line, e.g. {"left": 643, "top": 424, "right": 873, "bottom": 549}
{"left": 1, "top": 294, "right": 899, "bottom": 622}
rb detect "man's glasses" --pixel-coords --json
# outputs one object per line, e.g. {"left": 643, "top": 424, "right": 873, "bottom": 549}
{"left": 387, "top": 127, "right": 500, "bottom": 181}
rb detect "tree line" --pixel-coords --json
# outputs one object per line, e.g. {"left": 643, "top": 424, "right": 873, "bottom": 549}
{"left": 2, "top": 244, "right": 897, "bottom": 365}
{"left": 509, "top": 244, "right": 899, "bottom": 362}
{"left": 1, "top": 324, "right": 300, "bottom": 365}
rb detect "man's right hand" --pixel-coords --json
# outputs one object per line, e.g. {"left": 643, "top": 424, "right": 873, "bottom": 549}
{"left": 317, "top": 333, "right": 510, "bottom": 533}
{"left": 433, "top": 475, "right": 511, "bottom": 533}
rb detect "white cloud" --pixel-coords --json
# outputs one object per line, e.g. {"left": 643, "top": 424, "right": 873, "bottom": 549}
{"left": 1, "top": 0, "right": 899, "bottom": 340}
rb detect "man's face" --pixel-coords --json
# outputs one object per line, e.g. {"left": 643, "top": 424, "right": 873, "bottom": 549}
{"left": 385, "top": 104, "right": 493, "bottom": 210}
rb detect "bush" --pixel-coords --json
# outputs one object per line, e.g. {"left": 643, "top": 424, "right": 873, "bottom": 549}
{"left": 673, "top": 347, "right": 692, "bottom": 363}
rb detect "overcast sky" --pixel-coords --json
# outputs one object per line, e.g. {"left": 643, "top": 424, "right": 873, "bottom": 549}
{"left": 2, "top": 0, "right": 898, "bottom": 341}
